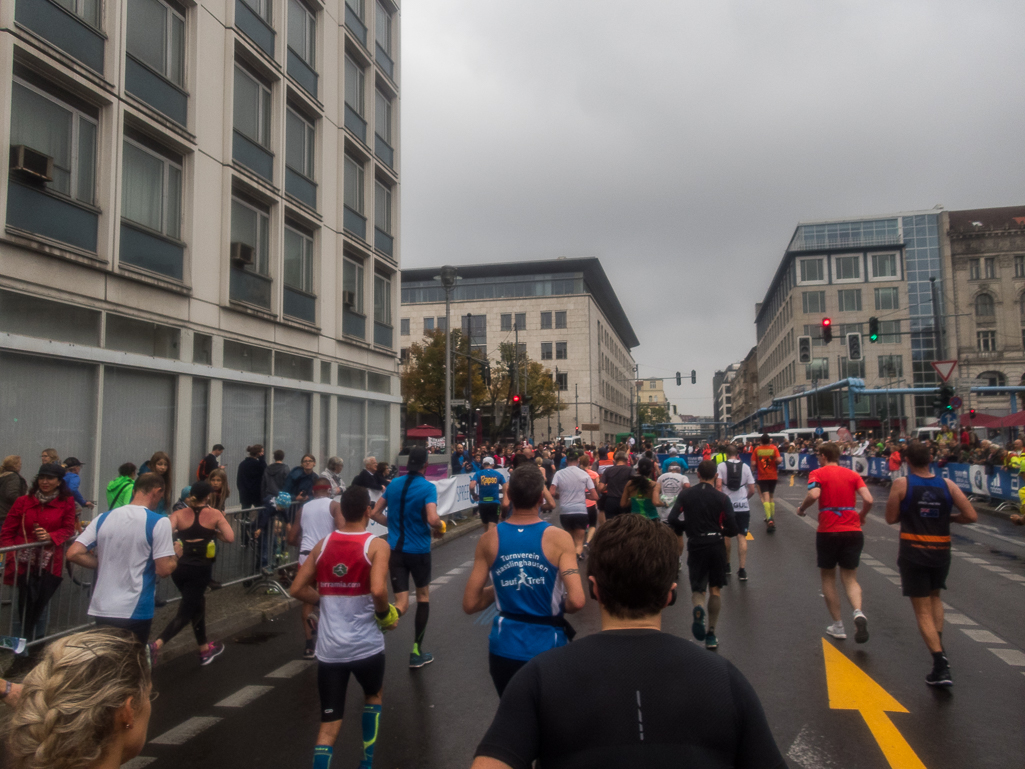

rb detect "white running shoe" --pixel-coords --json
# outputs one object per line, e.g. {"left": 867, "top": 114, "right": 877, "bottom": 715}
{"left": 826, "top": 621, "right": 847, "bottom": 640}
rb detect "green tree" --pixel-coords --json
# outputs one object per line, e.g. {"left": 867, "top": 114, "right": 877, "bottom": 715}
{"left": 638, "top": 403, "right": 671, "bottom": 428}
{"left": 401, "top": 330, "right": 488, "bottom": 422}
{"left": 480, "top": 343, "right": 565, "bottom": 441}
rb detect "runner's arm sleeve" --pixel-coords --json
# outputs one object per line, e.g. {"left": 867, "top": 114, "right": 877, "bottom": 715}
{"left": 726, "top": 662, "right": 788, "bottom": 769}
{"left": 473, "top": 663, "right": 541, "bottom": 769}
{"left": 75, "top": 517, "right": 99, "bottom": 550}
{"left": 151, "top": 517, "right": 176, "bottom": 559}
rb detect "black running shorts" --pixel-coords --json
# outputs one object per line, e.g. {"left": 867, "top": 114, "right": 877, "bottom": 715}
{"left": 478, "top": 503, "right": 500, "bottom": 525}
{"left": 816, "top": 531, "right": 864, "bottom": 570}
{"left": 389, "top": 551, "right": 432, "bottom": 593}
{"left": 898, "top": 558, "right": 950, "bottom": 598}
{"left": 586, "top": 505, "right": 598, "bottom": 528}
{"left": 687, "top": 543, "right": 727, "bottom": 593}
{"left": 560, "top": 513, "right": 589, "bottom": 531}
{"left": 733, "top": 511, "right": 751, "bottom": 536}
{"left": 318, "top": 653, "right": 385, "bottom": 722}
{"left": 757, "top": 479, "right": 777, "bottom": 494}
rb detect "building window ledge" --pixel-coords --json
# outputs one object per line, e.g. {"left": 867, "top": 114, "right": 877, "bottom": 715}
{"left": 3, "top": 226, "right": 106, "bottom": 268}
{"left": 231, "top": 163, "right": 278, "bottom": 195}
{"left": 227, "top": 299, "right": 278, "bottom": 322}
{"left": 116, "top": 263, "right": 192, "bottom": 296}
{"left": 279, "top": 314, "right": 320, "bottom": 334}
{"left": 123, "top": 93, "right": 197, "bottom": 143}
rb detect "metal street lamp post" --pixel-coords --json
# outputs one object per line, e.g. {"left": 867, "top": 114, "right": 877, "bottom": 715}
{"left": 434, "top": 266, "right": 459, "bottom": 460}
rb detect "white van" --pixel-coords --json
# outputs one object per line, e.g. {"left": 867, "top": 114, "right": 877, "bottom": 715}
{"left": 785, "top": 427, "right": 841, "bottom": 444}
{"left": 730, "top": 432, "right": 786, "bottom": 445}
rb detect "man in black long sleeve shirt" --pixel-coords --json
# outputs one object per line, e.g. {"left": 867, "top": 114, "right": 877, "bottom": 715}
{"left": 667, "top": 459, "right": 738, "bottom": 649}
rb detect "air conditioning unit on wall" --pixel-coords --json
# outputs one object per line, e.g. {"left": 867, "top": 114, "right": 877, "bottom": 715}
{"left": 230, "top": 241, "right": 255, "bottom": 266}
{"left": 342, "top": 290, "right": 356, "bottom": 307}
{"left": 10, "top": 145, "right": 54, "bottom": 183}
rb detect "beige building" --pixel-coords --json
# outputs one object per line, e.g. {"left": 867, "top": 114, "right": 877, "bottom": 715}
{"left": 943, "top": 206, "right": 1025, "bottom": 415}
{"left": 0, "top": 0, "right": 402, "bottom": 497}
{"left": 730, "top": 346, "right": 759, "bottom": 425}
{"left": 637, "top": 378, "right": 669, "bottom": 407}
{"left": 399, "top": 258, "right": 639, "bottom": 444}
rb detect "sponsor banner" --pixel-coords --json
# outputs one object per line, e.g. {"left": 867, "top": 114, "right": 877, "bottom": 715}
{"left": 785, "top": 453, "right": 800, "bottom": 472}
{"left": 374, "top": 469, "right": 511, "bottom": 536}
{"left": 968, "top": 464, "right": 987, "bottom": 496}
{"left": 851, "top": 456, "right": 869, "bottom": 477}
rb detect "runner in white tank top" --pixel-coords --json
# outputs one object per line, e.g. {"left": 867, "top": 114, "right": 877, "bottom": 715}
{"left": 288, "top": 479, "right": 342, "bottom": 658}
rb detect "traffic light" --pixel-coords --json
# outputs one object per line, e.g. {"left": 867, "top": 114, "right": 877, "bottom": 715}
{"left": 798, "top": 335, "right": 812, "bottom": 364}
{"left": 676, "top": 371, "right": 682, "bottom": 386}
{"left": 575, "top": 426, "right": 580, "bottom": 436}
{"left": 483, "top": 362, "right": 492, "bottom": 387}
{"left": 932, "top": 383, "right": 954, "bottom": 415}
{"left": 847, "top": 332, "right": 863, "bottom": 362}
{"left": 968, "top": 408, "right": 976, "bottom": 417}
{"left": 821, "top": 318, "right": 832, "bottom": 344}
{"left": 691, "top": 369, "right": 696, "bottom": 384}
{"left": 868, "top": 317, "right": 879, "bottom": 343}
{"left": 511, "top": 393, "right": 521, "bottom": 405}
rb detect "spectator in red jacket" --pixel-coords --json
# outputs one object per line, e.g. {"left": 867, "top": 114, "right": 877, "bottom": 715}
{"left": 0, "top": 463, "right": 77, "bottom": 640}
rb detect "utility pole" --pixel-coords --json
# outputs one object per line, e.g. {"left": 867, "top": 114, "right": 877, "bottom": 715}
{"left": 574, "top": 383, "right": 579, "bottom": 433}
{"left": 633, "top": 363, "right": 640, "bottom": 448}
{"left": 435, "top": 266, "right": 459, "bottom": 461}
{"left": 556, "top": 366, "right": 562, "bottom": 437}
{"left": 514, "top": 320, "right": 520, "bottom": 445}
{"left": 930, "top": 276, "right": 943, "bottom": 360}
{"left": 465, "top": 313, "right": 473, "bottom": 449}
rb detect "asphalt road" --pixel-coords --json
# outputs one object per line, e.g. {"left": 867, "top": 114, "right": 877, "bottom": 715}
{"left": 135, "top": 479, "right": 1025, "bottom": 769}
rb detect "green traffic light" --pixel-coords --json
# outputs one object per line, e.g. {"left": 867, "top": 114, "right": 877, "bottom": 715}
{"left": 869, "top": 333, "right": 878, "bottom": 341}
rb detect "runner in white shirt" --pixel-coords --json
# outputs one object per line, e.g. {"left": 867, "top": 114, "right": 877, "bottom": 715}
{"left": 654, "top": 461, "right": 691, "bottom": 521}
{"left": 67, "top": 473, "right": 178, "bottom": 643}
{"left": 714, "top": 445, "right": 757, "bottom": 582}
{"left": 550, "top": 449, "right": 598, "bottom": 560}
{"left": 288, "top": 477, "right": 342, "bottom": 659}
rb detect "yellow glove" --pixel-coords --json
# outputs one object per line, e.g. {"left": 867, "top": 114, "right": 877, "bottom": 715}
{"left": 375, "top": 604, "right": 399, "bottom": 632}
{"left": 438, "top": 520, "right": 447, "bottom": 535}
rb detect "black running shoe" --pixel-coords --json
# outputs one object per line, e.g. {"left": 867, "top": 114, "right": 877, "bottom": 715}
{"left": 926, "top": 662, "right": 953, "bottom": 687}
{"left": 737, "top": 568, "right": 748, "bottom": 581}
{"left": 724, "top": 563, "right": 732, "bottom": 576}
{"left": 691, "top": 605, "right": 707, "bottom": 641}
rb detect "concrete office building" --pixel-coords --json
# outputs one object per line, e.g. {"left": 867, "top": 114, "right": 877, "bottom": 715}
{"left": 399, "top": 258, "right": 639, "bottom": 444}
{"left": 729, "top": 346, "right": 759, "bottom": 426}
{"left": 754, "top": 211, "right": 945, "bottom": 432}
{"left": 0, "top": 0, "right": 402, "bottom": 498}
{"left": 943, "top": 206, "right": 1025, "bottom": 415}
{"left": 713, "top": 362, "right": 739, "bottom": 437}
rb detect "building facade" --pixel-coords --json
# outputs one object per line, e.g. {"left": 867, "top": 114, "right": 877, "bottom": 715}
{"left": 729, "top": 346, "right": 758, "bottom": 426}
{"left": 943, "top": 206, "right": 1025, "bottom": 415}
{"left": 638, "top": 378, "right": 669, "bottom": 407}
{"left": 399, "top": 258, "right": 639, "bottom": 444}
{"left": 754, "top": 211, "right": 946, "bottom": 431}
{"left": 713, "top": 362, "right": 739, "bottom": 437}
{"left": 0, "top": 0, "right": 402, "bottom": 498}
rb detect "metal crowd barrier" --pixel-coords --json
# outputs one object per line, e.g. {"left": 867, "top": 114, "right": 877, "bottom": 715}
{"left": 0, "top": 500, "right": 303, "bottom": 651}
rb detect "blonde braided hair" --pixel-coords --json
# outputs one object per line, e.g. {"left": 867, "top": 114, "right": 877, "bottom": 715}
{"left": 4, "top": 629, "right": 151, "bottom": 769}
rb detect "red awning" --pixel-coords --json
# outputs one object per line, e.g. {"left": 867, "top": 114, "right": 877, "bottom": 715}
{"left": 406, "top": 425, "right": 443, "bottom": 438}
{"left": 961, "top": 411, "right": 1025, "bottom": 428}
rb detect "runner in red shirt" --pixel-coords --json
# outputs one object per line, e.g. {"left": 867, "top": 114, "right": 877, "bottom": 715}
{"left": 796, "top": 442, "right": 874, "bottom": 643}
{"left": 752, "top": 434, "right": 782, "bottom": 533}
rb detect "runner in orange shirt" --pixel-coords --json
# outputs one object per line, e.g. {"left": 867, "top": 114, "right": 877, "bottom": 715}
{"left": 752, "top": 434, "right": 782, "bottom": 533}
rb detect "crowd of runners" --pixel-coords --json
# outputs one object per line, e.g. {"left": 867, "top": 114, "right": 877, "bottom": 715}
{"left": 0, "top": 433, "right": 986, "bottom": 768}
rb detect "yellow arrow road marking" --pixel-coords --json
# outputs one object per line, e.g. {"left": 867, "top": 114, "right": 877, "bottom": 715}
{"left": 746, "top": 531, "right": 754, "bottom": 540}
{"left": 822, "top": 639, "right": 927, "bottom": 769}
{"left": 789, "top": 474, "right": 795, "bottom": 487}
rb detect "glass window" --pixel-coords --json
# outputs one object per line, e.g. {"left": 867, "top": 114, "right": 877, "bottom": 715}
{"left": 283, "top": 225, "right": 313, "bottom": 293}
{"left": 834, "top": 255, "right": 861, "bottom": 281}
{"left": 234, "top": 65, "right": 271, "bottom": 148}
{"left": 802, "top": 291, "right": 826, "bottom": 314}
{"left": 984, "top": 258, "right": 995, "bottom": 279}
{"left": 375, "top": 89, "right": 391, "bottom": 143}
{"left": 540, "top": 311, "right": 552, "bottom": 329}
{"left": 423, "top": 317, "right": 434, "bottom": 332}
{"left": 375, "top": 1, "right": 391, "bottom": 54}
{"left": 241, "top": 0, "right": 271, "bottom": 23}
{"left": 500, "top": 314, "right": 511, "bottom": 331}
{"left": 346, "top": 0, "right": 363, "bottom": 20}
{"left": 540, "top": 342, "right": 552, "bottom": 360}
{"left": 52, "top": 0, "right": 100, "bottom": 27}
{"left": 127, "top": 0, "right": 185, "bottom": 87}
{"left": 975, "top": 294, "right": 995, "bottom": 317}
{"left": 977, "top": 331, "right": 996, "bottom": 352}
{"left": 230, "top": 197, "right": 269, "bottom": 275}
{"left": 555, "top": 311, "right": 567, "bottom": 329}
{"left": 11, "top": 80, "right": 97, "bottom": 204}
{"left": 978, "top": 371, "right": 1006, "bottom": 387}
{"left": 878, "top": 355, "right": 902, "bottom": 378}
{"left": 515, "top": 313, "right": 526, "bottom": 330}
{"left": 870, "top": 253, "right": 897, "bottom": 279}
{"left": 286, "top": 108, "right": 315, "bottom": 179}
{"left": 555, "top": 372, "right": 568, "bottom": 391}
{"left": 400, "top": 318, "right": 409, "bottom": 336}
{"left": 969, "top": 259, "right": 980, "bottom": 280}
{"left": 344, "top": 56, "right": 364, "bottom": 115}
{"left": 121, "top": 138, "right": 182, "bottom": 240}
{"left": 556, "top": 342, "right": 567, "bottom": 359}
{"left": 374, "top": 180, "right": 391, "bottom": 234}
{"left": 799, "top": 258, "right": 824, "bottom": 283}
{"left": 344, "top": 155, "right": 364, "bottom": 213}
{"left": 878, "top": 320, "right": 901, "bottom": 344}
{"left": 805, "top": 358, "right": 828, "bottom": 381}
{"left": 837, "top": 289, "right": 862, "bottom": 312}
{"left": 374, "top": 273, "right": 391, "bottom": 325}
{"left": 342, "top": 257, "right": 364, "bottom": 314}
{"left": 874, "top": 287, "right": 899, "bottom": 311}
{"left": 840, "top": 358, "right": 865, "bottom": 378}
{"left": 288, "top": 0, "right": 316, "bottom": 68}
{"left": 436, "top": 316, "right": 447, "bottom": 332}
{"left": 1015, "top": 255, "right": 1024, "bottom": 278}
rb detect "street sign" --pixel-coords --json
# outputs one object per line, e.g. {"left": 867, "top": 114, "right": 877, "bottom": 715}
{"left": 580, "top": 423, "right": 601, "bottom": 431}
{"left": 939, "top": 413, "right": 958, "bottom": 428}
{"left": 520, "top": 404, "right": 530, "bottom": 417}
{"left": 949, "top": 396, "right": 963, "bottom": 409}
{"left": 953, "top": 377, "right": 972, "bottom": 396}
{"left": 451, "top": 399, "right": 468, "bottom": 409}
{"left": 931, "top": 360, "right": 958, "bottom": 382}
{"left": 815, "top": 427, "right": 824, "bottom": 436}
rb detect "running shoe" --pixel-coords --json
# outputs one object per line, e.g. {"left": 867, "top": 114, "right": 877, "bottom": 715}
{"left": 691, "top": 605, "right": 707, "bottom": 641}
{"left": 704, "top": 631, "right": 718, "bottom": 650}
{"left": 853, "top": 611, "right": 869, "bottom": 644}
{"left": 826, "top": 621, "right": 847, "bottom": 640}
{"left": 737, "top": 568, "right": 748, "bottom": 582}
{"left": 766, "top": 518, "right": 776, "bottom": 533}
{"left": 926, "top": 659, "right": 953, "bottom": 687}
{"left": 200, "top": 642, "right": 224, "bottom": 666}
{"left": 724, "top": 563, "right": 732, "bottom": 576}
{"left": 303, "top": 639, "right": 316, "bottom": 660}
{"left": 409, "top": 650, "right": 434, "bottom": 669}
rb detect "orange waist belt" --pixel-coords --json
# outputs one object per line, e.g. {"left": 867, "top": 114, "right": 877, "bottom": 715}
{"left": 900, "top": 533, "right": 951, "bottom": 544}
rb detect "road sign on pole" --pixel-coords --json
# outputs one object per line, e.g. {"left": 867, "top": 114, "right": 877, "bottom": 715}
{"left": 939, "top": 413, "right": 958, "bottom": 428}
{"left": 931, "top": 360, "right": 958, "bottom": 382}
{"left": 949, "top": 396, "right": 963, "bottom": 410}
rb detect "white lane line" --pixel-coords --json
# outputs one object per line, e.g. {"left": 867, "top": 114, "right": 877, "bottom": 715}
{"left": 123, "top": 759, "right": 157, "bottom": 769}
{"left": 872, "top": 566, "right": 899, "bottom": 576}
{"left": 461, "top": 560, "right": 474, "bottom": 567}
{"left": 964, "top": 557, "right": 990, "bottom": 564}
{"left": 431, "top": 576, "right": 453, "bottom": 584}
{"left": 861, "top": 558, "right": 884, "bottom": 566}
{"left": 951, "top": 551, "right": 971, "bottom": 558}
{"left": 446, "top": 567, "right": 468, "bottom": 575}
{"left": 150, "top": 717, "right": 222, "bottom": 745}
{"left": 964, "top": 523, "right": 1025, "bottom": 549}
{"left": 990, "top": 648, "right": 1025, "bottom": 666}
{"left": 886, "top": 576, "right": 902, "bottom": 586}
{"left": 961, "top": 629, "right": 1006, "bottom": 644}
{"left": 215, "top": 685, "right": 275, "bottom": 708}
{"left": 1002, "top": 573, "right": 1025, "bottom": 582}
{"left": 944, "top": 613, "right": 977, "bottom": 626}
{"left": 265, "top": 660, "right": 315, "bottom": 679}
{"left": 980, "top": 564, "right": 1010, "bottom": 573}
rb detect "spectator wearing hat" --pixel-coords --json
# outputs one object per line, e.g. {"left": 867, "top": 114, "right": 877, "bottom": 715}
{"left": 62, "top": 457, "right": 94, "bottom": 514}
{"left": 0, "top": 463, "right": 77, "bottom": 641}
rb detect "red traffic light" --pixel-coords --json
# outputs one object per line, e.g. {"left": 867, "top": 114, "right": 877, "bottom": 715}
{"left": 511, "top": 394, "right": 521, "bottom": 404}
{"left": 822, "top": 318, "right": 831, "bottom": 327}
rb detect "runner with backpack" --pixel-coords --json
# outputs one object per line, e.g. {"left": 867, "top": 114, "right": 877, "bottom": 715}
{"left": 715, "top": 445, "right": 757, "bottom": 581}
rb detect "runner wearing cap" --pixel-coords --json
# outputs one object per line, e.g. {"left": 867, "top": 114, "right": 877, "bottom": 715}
{"left": 288, "top": 476, "right": 341, "bottom": 659}
{"left": 470, "top": 457, "right": 507, "bottom": 533}
{"left": 370, "top": 447, "right": 446, "bottom": 668}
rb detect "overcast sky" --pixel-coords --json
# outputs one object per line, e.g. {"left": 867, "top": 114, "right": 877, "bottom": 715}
{"left": 399, "top": 0, "right": 1025, "bottom": 415}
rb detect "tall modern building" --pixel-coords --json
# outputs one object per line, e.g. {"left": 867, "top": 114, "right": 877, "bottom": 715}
{"left": 399, "top": 258, "right": 639, "bottom": 444}
{"left": 754, "top": 210, "right": 946, "bottom": 431}
{"left": 0, "top": 0, "right": 401, "bottom": 497}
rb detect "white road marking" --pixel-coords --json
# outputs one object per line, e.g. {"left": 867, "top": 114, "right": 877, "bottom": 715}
{"left": 150, "top": 717, "right": 222, "bottom": 745}
{"left": 964, "top": 558, "right": 990, "bottom": 564}
{"left": 215, "top": 685, "right": 275, "bottom": 708}
{"left": 990, "top": 648, "right": 1025, "bottom": 666}
{"left": 1002, "top": 573, "right": 1025, "bottom": 582}
{"left": 964, "top": 523, "right": 1025, "bottom": 549}
{"left": 872, "top": 567, "right": 899, "bottom": 576}
{"left": 951, "top": 551, "right": 971, "bottom": 558}
{"left": 786, "top": 724, "right": 840, "bottom": 769}
{"left": 431, "top": 576, "right": 453, "bottom": 584}
{"left": 980, "top": 565, "right": 1009, "bottom": 573}
{"left": 123, "top": 759, "right": 157, "bottom": 769}
{"left": 861, "top": 558, "right": 884, "bottom": 566}
{"left": 461, "top": 560, "right": 474, "bottom": 567}
{"left": 265, "top": 660, "right": 315, "bottom": 679}
{"left": 944, "top": 613, "right": 977, "bottom": 626}
{"left": 960, "top": 629, "right": 1006, "bottom": 644}
{"left": 886, "top": 576, "right": 902, "bottom": 586}
{"left": 446, "top": 567, "right": 468, "bottom": 575}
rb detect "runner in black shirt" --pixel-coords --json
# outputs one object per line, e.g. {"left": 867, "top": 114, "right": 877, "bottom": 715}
{"left": 601, "top": 452, "right": 633, "bottom": 519}
{"left": 668, "top": 459, "right": 738, "bottom": 650}
{"left": 472, "top": 514, "right": 785, "bottom": 769}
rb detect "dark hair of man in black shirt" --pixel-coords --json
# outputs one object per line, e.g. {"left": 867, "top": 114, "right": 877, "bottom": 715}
{"left": 508, "top": 465, "right": 545, "bottom": 510}
{"left": 587, "top": 515, "right": 678, "bottom": 620}
{"left": 697, "top": 459, "right": 717, "bottom": 481}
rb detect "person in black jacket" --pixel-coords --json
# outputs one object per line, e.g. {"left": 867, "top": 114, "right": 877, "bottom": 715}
{"left": 236, "top": 444, "right": 267, "bottom": 509}
{"left": 352, "top": 456, "right": 384, "bottom": 491}
{"left": 261, "top": 450, "right": 290, "bottom": 500}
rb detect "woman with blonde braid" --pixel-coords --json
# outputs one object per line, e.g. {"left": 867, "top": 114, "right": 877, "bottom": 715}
{"left": 5, "top": 628, "right": 154, "bottom": 769}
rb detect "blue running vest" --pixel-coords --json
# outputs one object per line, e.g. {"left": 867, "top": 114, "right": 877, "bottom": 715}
{"left": 489, "top": 521, "right": 568, "bottom": 662}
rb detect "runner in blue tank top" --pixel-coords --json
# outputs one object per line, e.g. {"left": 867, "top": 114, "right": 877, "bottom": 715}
{"left": 463, "top": 465, "right": 585, "bottom": 695}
